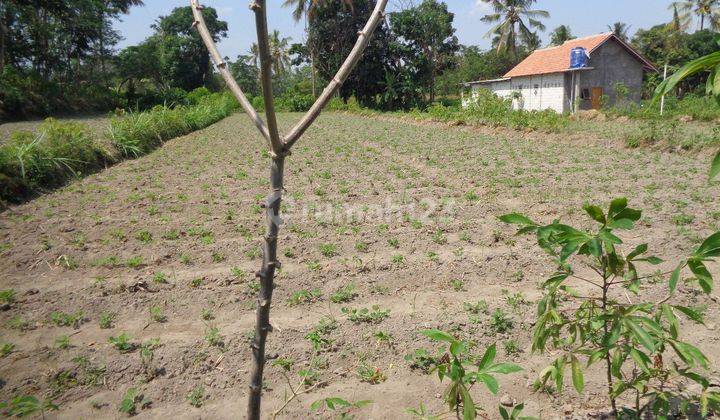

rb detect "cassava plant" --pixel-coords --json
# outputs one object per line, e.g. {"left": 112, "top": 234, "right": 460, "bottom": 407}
{"left": 501, "top": 198, "right": 720, "bottom": 417}
{"left": 189, "top": 1, "right": 388, "bottom": 418}
{"left": 420, "top": 329, "right": 522, "bottom": 420}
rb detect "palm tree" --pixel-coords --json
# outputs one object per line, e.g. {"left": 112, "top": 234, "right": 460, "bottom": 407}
{"left": 282, "top": 0, "right": 354, "bottom": 22}
{"left": 607, "top": 22, "right": 631, "bottom": 41}
{"left": 669, "top": 0, "right": 720, "bottom": 31}
{"left": 669, "top": 4, "right": 691, "bottom": 31}
{"left": 522, "top": 31, "right": 542, "bottom": 51}
{"left": 283, "top": 0, "right": 354, "bottom": 97}
{"left": 250, "top": 43, "right": 260, "bottom": 69}
{"left": 549, "top": 25, "right": 574, "bottom": 46}
{"left": 269, "top": 30, "right": 291, "bottom": 75}
{"left": 480, "top": 0, "right": 549, "bottom": 58}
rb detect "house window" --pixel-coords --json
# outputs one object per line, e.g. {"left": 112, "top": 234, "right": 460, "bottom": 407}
{"left": 580, "top": 88, "right": 591, "bottom": 100}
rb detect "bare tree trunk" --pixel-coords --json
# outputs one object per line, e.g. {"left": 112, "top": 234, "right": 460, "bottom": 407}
{"left": 248, "top": 155, "right": 284, "bottom": 419}
{"left": 247, "top": 1, "right": 285, "bottom": 419}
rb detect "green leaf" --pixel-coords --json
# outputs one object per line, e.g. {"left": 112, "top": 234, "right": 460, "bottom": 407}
{"left": 608, "top": 197, "right": 628, "bottom": 217}
{"left": 629, "top": 348, "right": 651, "bottom": 374}
{"left": 485, "top": 363, "right": 523, "bottom": 375}
{"left": 543, "top": 273, "right": 568, "bottom": 289}
{"left": 604, "top": 318, "right": 622, "bottom": 347}
{"left": 653, "top": 51, "right": 720, "bottom": 101}
{"left": 694, "top": 231, "right": 720, "bottom": 259}
{"left": 673, "top": 305, "right": 705, "bottom": 325}
{"left": 624, "top": 318, "right": 655, "bottom": 352}
{"left": 587, "top": 349, "right": 607, "bottom": 366}
{"left": 477, "top": 373, "right": 499, "bottom": 395}
{"left": 669, "top": 263, "right": 682, "bottom": 293}
{"left": 477, "top": 344, "right": 496, "bottom": 371}
{"left": 460, "top": 385, "right": 476, "bottom": 420}
{"left": 607, "top": 218, "right": 634, "bottom": 230}
{"left": 627, "top": 244, "right": 648, "bottom": 261}
{"left": 636, "top": 256, "right": 663, "bottom": 265}
{"left": 499, "top": 406, "right": 510, "bottom": 420}
{"left": 585, "top": 237, "right": 602, "bottom": 258}
{"left": 598, "top": 229, "right": 622, "bottom": 245}
{"left": 326, "top": 398, "right": 351, "bottom": 409}
{"left": 688, "top": 259, "right": 713, "bottom": 293}
{"left": 511, "top": 403, "right": 525, "bottom": 419}
{"left": 498, "top": 213, "right": 536, "bottom": 226}
{"left": 661, "top": 304, "right": 679, "bottom": 338}
{"left": 571, "top": 356, "right": 584, "bottom": 393}
{"left": 421, "top": 329, "right": 456, "bottom": 343}
{"left": 711, "top": 150, "right": 720, "bottom": 181}
{"left": 671, "top": 341, "right": 709, "bottom": 369}
{"left": 583, "top": 204, "right": 606, "bottom": 224}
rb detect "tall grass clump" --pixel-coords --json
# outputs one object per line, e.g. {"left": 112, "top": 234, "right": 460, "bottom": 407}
{"left": 1, "top": 90, "right": 238, "bottom": 202}
{"left": 108, "top": 91, "right": 238, "bottom": 158}
{"left": 0, "top": 119, "right": 108, "bottom": 201}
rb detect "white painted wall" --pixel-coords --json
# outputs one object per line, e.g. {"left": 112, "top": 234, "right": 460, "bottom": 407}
{"left": 464, "top": 72, "right": 567, "bottom": 113}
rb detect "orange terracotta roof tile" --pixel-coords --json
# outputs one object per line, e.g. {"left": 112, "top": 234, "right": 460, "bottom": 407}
{"left": 503, "top": 33, "right": 655, "bottom": 78}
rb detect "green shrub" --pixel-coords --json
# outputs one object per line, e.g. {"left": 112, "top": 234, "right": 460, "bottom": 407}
{"left": 251, "top": 96, "right": 265, "bottom": 112}
{"left": 185, "top": 87, "right": 213, "bottom": 105}
{"left": 416, "top": 90, "right": 568, "bottom": 132}
{"left": 276, "top": 93, "right": 315, "bottom": 112}
{"left": 609, "top": 94, "right": 720, "bottom": 122}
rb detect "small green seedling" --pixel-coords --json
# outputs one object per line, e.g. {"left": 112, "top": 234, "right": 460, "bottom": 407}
{"left": 108, "top": 333, "right": 135, "bottom": 353}
{"left": 49, "top": 311, "right": 84, "bottom": 328}
{"left": 186, "top": 386, "right": 205, "bottom": 408}
{"left": 149, "top": 306, "right": 166, "bottom": 323}
{"left": 99, "top": 311, "right": 115, "bottom": 329}
{"left": 310, "top": 397, "right": 372, "bottom": 417}
{"left": 342, "top": 305, "right": 390, "bottom": 324}
{"left": 330, "top": 283, "right": 357, "bottom": 303}
{"left": 1, "top": 396, "right": 58, "bottom": 418}
{"left": 421, "top": 330, "right": 522, "bottom": 419}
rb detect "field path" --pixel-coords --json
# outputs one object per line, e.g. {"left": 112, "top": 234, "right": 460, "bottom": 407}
{"left": 0, "top": 112, "right": 718, "bottom": 418}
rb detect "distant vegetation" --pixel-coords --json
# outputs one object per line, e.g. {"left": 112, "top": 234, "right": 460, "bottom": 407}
{"left": 1, "top": 0, "right": 718, "bottom": 122}
{"left": 0, "top": 90, "right": 237, "bottom": 202}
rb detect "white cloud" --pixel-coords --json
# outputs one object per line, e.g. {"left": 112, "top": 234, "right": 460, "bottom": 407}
{"left": 471, "top": 0, "right": 493, "bottom": 16}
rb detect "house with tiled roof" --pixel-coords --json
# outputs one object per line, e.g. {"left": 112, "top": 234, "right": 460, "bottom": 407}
{"left": 461, "top": 33, "right": 658, "bottom": 113}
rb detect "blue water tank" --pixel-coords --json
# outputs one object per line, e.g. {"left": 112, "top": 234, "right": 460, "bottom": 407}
{"left": 570, "top": 47, "right": 588, "bottom": 68}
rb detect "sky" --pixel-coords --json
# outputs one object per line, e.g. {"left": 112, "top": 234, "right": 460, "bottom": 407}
{"left": 114, "top": 0, "right": 686, "bottom": 58}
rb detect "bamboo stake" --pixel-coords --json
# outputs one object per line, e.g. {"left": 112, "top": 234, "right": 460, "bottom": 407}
{"left": 283, "top": 0, "right": 388, "bottom": 148}
{"left": 190, "top": 1, "right": 388, "bottom": 418}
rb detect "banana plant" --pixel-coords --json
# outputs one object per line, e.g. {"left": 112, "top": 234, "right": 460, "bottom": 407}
{"left": 501, "top": 198, "right": 720, "bottom": 417}
{"left": 653, "top": 37, "right": 720, "bottom": 180}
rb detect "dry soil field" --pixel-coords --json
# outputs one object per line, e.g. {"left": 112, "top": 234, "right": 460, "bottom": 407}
{"left": 0, "top": 112, "right": 718, "bottom": 419}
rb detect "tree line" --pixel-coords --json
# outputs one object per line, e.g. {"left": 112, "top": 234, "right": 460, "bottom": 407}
{"left": 0, "top": 0, "right": 718, "bottom": 121}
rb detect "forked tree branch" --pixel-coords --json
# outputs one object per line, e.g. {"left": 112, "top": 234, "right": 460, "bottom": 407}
{"left": 190, "top": 1, "right": 388, "bottom": 418}
{"left": 189, "top": 0, "right": 275, "bottom": 149}
{"left": 283, "top": 0, "right": 389, "bottom": 149}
